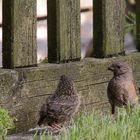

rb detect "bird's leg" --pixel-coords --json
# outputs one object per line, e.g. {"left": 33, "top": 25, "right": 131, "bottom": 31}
{"left": 111, "top": 106, "right": 116, "bottom": 121}
{"left": 130, "top": 105, "right": 135, "bottom": 113}
{"left": 51, "top": 123, "right": 61, "bottom": 129}
{"left": 111, "top": 104, "right": 115, "bottom": 118}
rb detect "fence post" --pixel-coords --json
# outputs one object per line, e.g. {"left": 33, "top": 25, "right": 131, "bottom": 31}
{"left": 93, "top": 0, "right": 126, "bottom": 57}
{"left": 2, "top": 0, "right": 37, "bottom": 68}
{"left": 136, "top": 0, "right": 140, "bottom": 51}
{"left": 47, "top": 0, "right": 81, "bottom": 63}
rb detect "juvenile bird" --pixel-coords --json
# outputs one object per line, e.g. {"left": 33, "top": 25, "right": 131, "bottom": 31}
{"left": 107, "top": 61, "right": 138, "bottom": 115}
{"left": 37, "top": 75, "right": 80, "bottom": 129}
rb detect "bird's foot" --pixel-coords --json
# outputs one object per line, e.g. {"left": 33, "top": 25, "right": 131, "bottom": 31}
{"left": 28, "top": 125, "right": 61, "bottom": 135}
{"left": 46, "top": 124, "right": 62, "bottom": 135}
{"left": 51, "top": 123, "right": 62, "bottom": 129}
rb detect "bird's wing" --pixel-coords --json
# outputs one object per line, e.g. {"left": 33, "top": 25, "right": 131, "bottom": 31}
{"left": 47, "top": 94, "right": 79, "bottom": 123}
{"left": 108, "top": 80, "right": 137, "bottom": 106}
{"left": 107, "top": 80, "right": 128, "bottom": 106}
{"left": 39, "top": 103, "right": 47, "bottom": 115}
{"left": 38, "top": 103, "right": 48, "bottom": 125}
{"left": 122, "top": 81, "right": 138, "bottom": 105}
{"left": 39, "top": 93, "right": 54, "bottom": 115}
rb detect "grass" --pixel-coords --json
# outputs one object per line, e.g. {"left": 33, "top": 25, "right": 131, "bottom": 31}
{"left": 39, "top": 57, "right": 48, "bottom": 64}
{"left": 0, "top": 108, "right": 15, "bottom": 139}
{"left": 34, "top": 107, "right": 140, "bottom": 140}
{"left": 125, "top": 11, "right": 136, "bottom": 39}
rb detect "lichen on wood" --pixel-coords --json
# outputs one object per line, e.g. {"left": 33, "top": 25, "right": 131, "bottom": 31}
{"left": 47, "top": 0, "right": 81, "bottom": 63}
{"left": 93, "top": 0, "right": 126, "bottom": 57}
{"left": 2, "top": 0, "right": 37, "bottom": 68}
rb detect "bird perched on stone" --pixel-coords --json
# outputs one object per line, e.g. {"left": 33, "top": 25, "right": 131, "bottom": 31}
{"left": 107, "top": 61, "right": 138, "bottom": 115}
{"left": 37, "top": 75, "right": 80, "bottom": 129}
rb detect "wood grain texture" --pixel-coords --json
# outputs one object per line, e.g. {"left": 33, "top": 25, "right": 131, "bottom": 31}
{"left": 2, "top": 0, "right": 37, "bottom": 68}
{"left": 47, "top": 0, "right": 81, "bottom": 63}
{"left": 136, "top": 0, "right": 140, "bottom": 51}
{"left": 93, "top": 0, "right": 126, "bottom": 57}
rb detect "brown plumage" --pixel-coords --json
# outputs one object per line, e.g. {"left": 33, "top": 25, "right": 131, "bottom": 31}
{"left": 38, "top": 75, "right": 80, "bottom": 128}
{"left": 107, "top": 61, "right": 138, "bottom": 115}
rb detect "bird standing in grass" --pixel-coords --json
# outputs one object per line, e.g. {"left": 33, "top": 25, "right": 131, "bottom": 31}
{"left": 37, "top": 75, "right": 80, "bottom": 129}
{"left": 107, "top": 61, "right": 138, "bottom": 115}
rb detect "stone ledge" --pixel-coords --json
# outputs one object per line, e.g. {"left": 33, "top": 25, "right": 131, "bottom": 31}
{"left": 0, "top": 52, "right": 140, "bottom": 132}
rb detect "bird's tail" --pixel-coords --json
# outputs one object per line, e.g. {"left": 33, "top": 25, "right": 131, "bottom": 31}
{"left": 37, "top": 117, "right": 44, "bottom": 126}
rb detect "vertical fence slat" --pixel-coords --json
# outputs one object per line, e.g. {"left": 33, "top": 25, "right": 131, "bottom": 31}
{"left": 93, "top": 0, "right": 126, "bottom": 57}
{"left": 47, "top": 0, "right": 81, "bottom": 63}
{"left": 2, "top": 0, "right": 37, "bottom": 68}
{"left": 136, "top": 0, "right": 140, "bottom": 51}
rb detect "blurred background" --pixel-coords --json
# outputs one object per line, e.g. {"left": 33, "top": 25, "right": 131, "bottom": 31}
{"left": 0, "top": 0, "right": 137, "bottom": 67}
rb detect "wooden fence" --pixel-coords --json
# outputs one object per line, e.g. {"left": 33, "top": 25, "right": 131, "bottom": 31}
{"left": 1, "top": 0, "right": 140, "bottom": 133}
{"left": 2, "top": 0, "right": 140, "bottom": 68}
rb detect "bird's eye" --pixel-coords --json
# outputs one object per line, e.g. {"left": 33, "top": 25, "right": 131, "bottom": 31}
{"left": 116, "top": 65, "right": 120, "bottom": 69}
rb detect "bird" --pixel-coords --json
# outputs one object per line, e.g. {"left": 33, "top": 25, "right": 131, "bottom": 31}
{"left": 107, "top": 61, "right": 138, "bottom": 115}
{"left": 37, "top": 75, "right": 80, "bottom": 129}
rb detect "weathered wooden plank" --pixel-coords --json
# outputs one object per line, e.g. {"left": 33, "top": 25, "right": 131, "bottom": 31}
{"left": 93, "top": 0, "right": 126, "bottom": 57}
{"left": 0, "top": 53, "right": 140, "bottom": 132}
{"left": 136, "top": 0, "right": 140, "bottom": 51}
{"left": 47, "top": 0, "right": 81, "bottom": 63}
{"left": 2, "top": 0, "right": 37, "bottom": 68}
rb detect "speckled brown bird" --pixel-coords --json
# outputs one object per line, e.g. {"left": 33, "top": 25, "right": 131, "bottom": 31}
{"left": 37, "top": 75, "right": 80, "bottom": 128}
{"left": 107, "top": 61, "right": 138, "bottom": 115}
